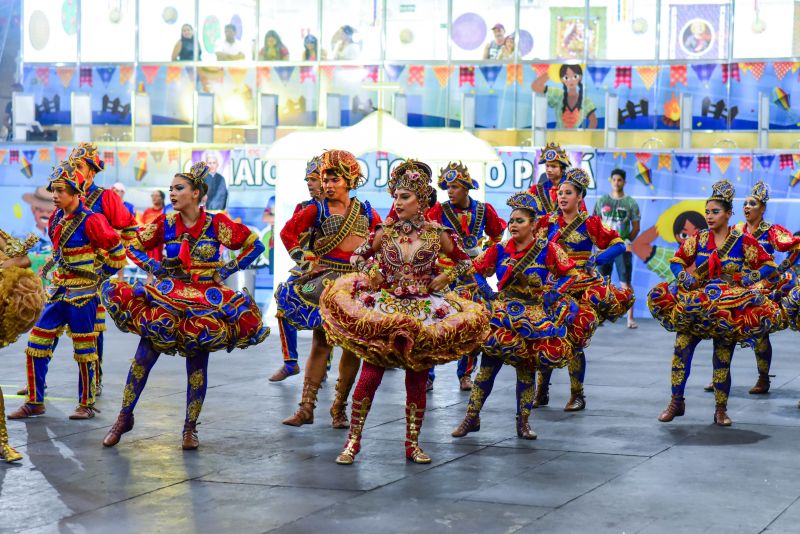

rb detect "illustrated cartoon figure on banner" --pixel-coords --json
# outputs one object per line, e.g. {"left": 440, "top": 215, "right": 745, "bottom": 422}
{"left": 532, "top": 64, "right": 597, "bottom": 129}
{"left": 631, "top": 200, "right": 708, "bottom": 282}
{"left": 21, "top": 186, "right": 56, "bottom": 272}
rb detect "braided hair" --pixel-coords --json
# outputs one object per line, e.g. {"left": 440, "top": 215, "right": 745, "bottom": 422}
{"left": 559, "top": 64, "right": 584, "bottom": 117}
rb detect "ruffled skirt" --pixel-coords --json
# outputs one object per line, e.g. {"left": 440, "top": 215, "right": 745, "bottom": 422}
{"left": 320, "top": 273, "right": 490, "bottom": 371}
{"left": 482, "top": 293, "right": 580, "bottom": 368}
{"left": 572, "top": 271, "right": 634, "bottom": 324}
{"left": 649, "top": 280, "right": 784, "bottom": 345}
{"left": 103, "top": 278, "right": 269, "bottom": 356}
{"left": 274, "top": 269, "right": 341, "bottom": 330}
{"left": 0, "top": 266, "right": 46, "bottom": 349}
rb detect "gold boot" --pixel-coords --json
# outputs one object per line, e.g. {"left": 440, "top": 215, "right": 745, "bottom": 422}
{"left": 336, "top": 398, "right": 371, "bottom": 465}
{"left": 330, "top": 379, "right": 351, "bottom": 429}
{"left": 405, "top": 402, "right": 431, "bottom": 464}
{"left": 282, "top": 378, "right": 321, "bottom": 426}
{"left": 0, "top": 387, "right": 23, "bottom": 463}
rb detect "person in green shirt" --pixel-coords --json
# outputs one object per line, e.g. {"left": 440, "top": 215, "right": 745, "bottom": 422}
{"left": 593, "top": 169, "right": 640, "bottom": 328}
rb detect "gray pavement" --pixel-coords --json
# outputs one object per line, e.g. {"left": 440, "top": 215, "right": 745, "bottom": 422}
{"left": 2, "top": 320, "right": 800, "bottom": 533}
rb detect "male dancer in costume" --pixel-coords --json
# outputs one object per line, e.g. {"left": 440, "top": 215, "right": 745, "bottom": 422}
{"left": 425, "top": 162, "right": 505, "bottom": 391}
{"left": 9, "top": 163, "right": 126, "bottom": 420}
{"left": 269, "top": 156, "right": 329, "bottom": 382}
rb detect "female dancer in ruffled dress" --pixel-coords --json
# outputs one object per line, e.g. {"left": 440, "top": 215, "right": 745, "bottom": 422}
{"left": 0, "top": 231, "right": 45, "bottom": 462}
{"left": 533, "top": 168, "right": 633, "bottom": 412}
{"left": 649, "top": 180, "right": 783, "bottom": 426}
{"left": 321, "top": 160, "right": 489, "bottom": 465}
{"left": 451, "top": 192, "right": 595, "bottom": 440}
{"left": 102, "top": 162, "right": 269, "bottom": 449}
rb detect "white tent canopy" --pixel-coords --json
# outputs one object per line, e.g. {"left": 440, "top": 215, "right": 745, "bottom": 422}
{"left": 265, "top": 111, "right": 500, "bottom": 325}
{"left": 265, "top": 110, "right": 500, "bottom": 162}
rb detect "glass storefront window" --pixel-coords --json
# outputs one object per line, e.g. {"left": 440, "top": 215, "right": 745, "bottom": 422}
{"left": 320, "top": 0, "right": 383, "bottom": 61}
{"left": 198, "top": 0, "right": 258, "bottom": 61}
{"left": 591, "top": 0, "right": 656, "bottom": 60}
{"left": 385, "top": 0, "right": 448, "bottom": 60}
{"left": 450, "top": 0, "right": 516, "bottom": 62}
{"left": 138, "top": 0, "right": 198, "bottom": 62}
{"left": 257, "top": 0, "right": 319, "bottom": 61}
{"left": 23, "top": 0, "right": 78, "bottom": 63}
{"left": 80, "top": 0, "right": 136, "bottom": 62}
{"left": 519, "top": 0, "right": 586, "bottom": 61}
{"left": 732, "top": 0, "right": 795, "bottom": 59}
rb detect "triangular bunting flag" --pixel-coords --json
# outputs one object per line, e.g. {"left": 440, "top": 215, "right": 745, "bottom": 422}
{"left": 0, "top": 150, "right": 6, "bottom": 164}
{"left": 363, "top": 66, "right": 378, "bottom": 83}
{"left": 713, "top": 155, "right": 732, "bottom": 174}
{"left": 56, "top": 67, "right": 75, "bottom": 88}
{"left": 479, "top": 65, "right": 502, "bottom": 86}
{"left": 55, "top": 146, "right": 68, "bottom": 161}
{"left": 635, "top": 66, "right": 659, "bottom": 90}
{"left": 696, "top": 155, "right": 711, "bottom": 173}
{"left": 141, "top": 65, "right": 161, "bottom": 85}
{"left": 669, "top": 65, "right": 687, "bottom": 87}
{"left": 612, "top": 152, "right": 627, "bottom": 160}
{"left": 227, "top": 67, "right": 248, "bottom": 86}
{"left": 675, "top": 155, "right": 694, "bottom": 170}
{"left": 274, "top": 66, "right": 296, "bottom": 83}
{"left": 614, "top": 66, "right": 632, "bottom": 88}
{"left": 22, "top": 149, "right": 36, "bottom": 161}
{"left": 532, "top": 63, "right": 550, "bottom": 78}
{"left": 741, "top": 62, "right": 766, "bottom": 81}
{"left": 779, "top": 153, "right": 795, "bottom": 170}
{"left": 658, "top": 153, "right": 672, "bottom": 170}
{"left": 35, "top": 67, "right": 50, "bottom": 86}
{"left": 96, "top": 66, "right": 116, "bottom": 87}
{"left": 299, "top": 66, "right": 316, "bottom": 83}
{"left": 739, "top": 156, "right": 753, "bottom": 172}
{"left": 506, "top": 64, "right": 523, "bottom": 86}
{"left": 117, "top": 151, "right": 131, "bottom": 167}
{"left": 384, "top": 64, "right": 404, "bottom": 82}
{"left": 408, "top": 65, "right": 425, "bottom": 86}
{"left": 79, "top": 67, "right": 93, "bottom": 87}
{"left": 691, "top": 64, "right": 716, "bottom": 84}
{"left": 9, "top": 150, "right": 18, "bottom": 163}
{"left": 634, "top": 152, "right": 652, "bottom": 164}
{"left": 756, "top": 154, "right": 775, "bottom": 169}
{"left": 459, "top": 66, "right": 475, "bottom": 87}
{"left": 168, "top": 149, "right": 180, "bottom": 163}
{"left": 119, "top": 65, "right": 134, "bottom": 85}
{"left": 103, "top": 151, "right": 115, "bottom": 167}
{"left": 432, "top": 65, "right": 454, "bottom": 88}
{"left": 586, "top": 65, "right": 611, "bottom": 84}
{"left": 38, "top": 148, "right": 50, "bottom": 161}
{"left": 773, "top": 62, "right": 793, "bottom": 81}
{"left": 721, "top": 63, "right": 740, "bottom": 83}
{"left": 319, "top": 65, "right": 336, "bottom": 82}
{"left": 257, "top": 66, "right": 272, "bottom": 85}
{"left": 166, "top": 66, "right": 182, "bottom": 84}
{"left": 152, "top": 150, "right": 164, "bottom": 163}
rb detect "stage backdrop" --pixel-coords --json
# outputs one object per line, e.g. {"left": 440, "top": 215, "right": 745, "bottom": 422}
{"left": 2, "top": 143, "right": 799, "bottom": 318}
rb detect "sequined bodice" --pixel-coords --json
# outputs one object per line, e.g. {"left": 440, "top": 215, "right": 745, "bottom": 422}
{"left": 379, "top": 223, "right": 441, "bottom": 287}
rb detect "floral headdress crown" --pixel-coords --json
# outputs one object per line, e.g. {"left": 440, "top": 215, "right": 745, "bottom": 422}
{"left": 176, "top": 161, "right": 211, "bottom": 195}
{"left": 750, "top": 180, "right": 769, "bottom": 204}
{"left": 709, "top": 179, "right": 735, "bottom": 204}
{"left": 437, "top": 161, "right": 479, "bottom": 190}
{"left": 0, "top": 229, "right": 39, "bottom": 259}
{"left": 319, "top": 149, "right": 366, "bottom": 189}
{"left": 389, "top": 159, "right": 436, "bottom": 208}
{"left": 506, "top": 191, "right": 546, "bottom": 217}
{"left": 538, "top": 142, "right": 571, "bottom": 167}
{"left": 69, "top": 142, "right": 104, "bottom": 173}
{"left": 562, "top": 167, "right": 590, "bottom": 192}
{"left": 47, "top": 161, "right": 86, "bottom": 195}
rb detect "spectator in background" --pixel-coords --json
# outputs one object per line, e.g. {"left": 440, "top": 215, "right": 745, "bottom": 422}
{"left": 259, "top": 30, "right": 289, "bottom": 60}
{"left": 171, "top": 24, "right": 201, "bottom": 61}
{"left": 141, "top": 190, "right": 167, "bottom": 284}
{"left": 303, "top": 34, "right": 320, "bottom": 60}
{"left": 495, "top": 34, "right": 515, "bottom": 61}
{"left": 332, "top": 25, "right": 360, "bottom": 60}
{"left": 216, "top": 24, "right": 246, "bottom": 61}
{"left": 593, "top": 168, "right": 640, "bottom": 328}
{"left": 483, "top": 23, "right": 506, "bottom": 59}
{"left": 202, "top": 153, "right": 229, "bottom": 210}
{"left": 111, "top": 183, "right": 136, "bottom": 216}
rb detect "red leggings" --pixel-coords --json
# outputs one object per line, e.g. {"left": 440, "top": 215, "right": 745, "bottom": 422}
{"left": 352, "top": 362, "right": 428, "bottom": 412}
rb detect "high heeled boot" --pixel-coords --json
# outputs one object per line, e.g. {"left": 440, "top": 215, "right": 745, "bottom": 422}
{"left": 0, "top": 388, "right": 22, "bottom": 463}
{"left": 405, "top": 402, "right": 431, "bottom": 464}
{"left": 336, "top": 398, "right": 371, "bottom": 465}
{"left": 282, "top": 378, "right": 321, "bottom": 426}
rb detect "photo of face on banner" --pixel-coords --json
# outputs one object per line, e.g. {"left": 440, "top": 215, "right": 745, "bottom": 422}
{"left": 192, "top": 149, "right": 231, "bottom": 211}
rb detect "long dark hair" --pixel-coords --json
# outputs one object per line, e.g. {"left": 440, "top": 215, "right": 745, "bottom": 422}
{"left": 263, "top": 30, "right": 285, "bottom": 56}
{"left": 559, "top": 64, "right": 583, "bottom": 115}
{"left": 303, "top": 34, "right": 318, "bottom": 60}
